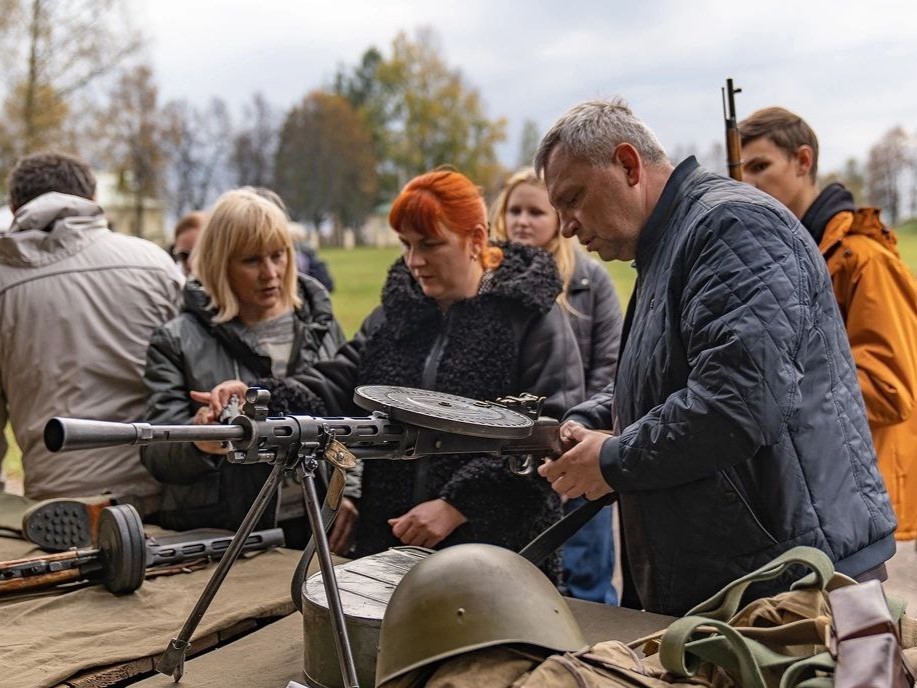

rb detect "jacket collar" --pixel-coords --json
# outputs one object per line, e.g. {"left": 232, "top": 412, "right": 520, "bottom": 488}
{"left": 801, "top": 183, "right": 855, "bottom": 246}
{"left": 635, "top": 157, "right": 699, "bottom": 269}
{"left": 382, "top": 241, "right": 560, "bottom": 314}
{"left": 820, "top": 206, "right": 897, "bottom": 255}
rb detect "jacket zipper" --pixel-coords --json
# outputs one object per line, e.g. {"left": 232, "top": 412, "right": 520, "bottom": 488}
{"left": 413, "top": 312, "right": 449, "bottom": 503}
{"left": 721, "top": 470, "right": 779, "bottom": 546}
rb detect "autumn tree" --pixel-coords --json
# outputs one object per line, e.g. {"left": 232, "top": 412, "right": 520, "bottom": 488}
{"left": 274, "top": 91, "right": 377, "bottom": 245}
{"left": 91, "top": 64, "right": 167, "bottom": 238}
{"left": 230, "top": 92, "right": 277, "bottom": 188}
{"left": 161, "top": 97, "right": 233, "bottom": 216}
{"left": 334, "top": 47, "right": 399, "bottom": 200}
{"left": 820, "top": 157, "right": 866, "bottom": 205}
{"left": 0, "top": 0, "right": 141, "bottom": 176}
{"left": 335, "top": 28, "right": 506, "bottom": 198}
{"left": 866, "top": 126, "right": 912, "bottom": 225}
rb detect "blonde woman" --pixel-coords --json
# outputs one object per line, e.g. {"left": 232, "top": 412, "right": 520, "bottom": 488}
{"left": 492, "top": 167, "right": 623, "bottom": 605}
{"left": 140, "top": 188, "right": 346, "bottom": 539}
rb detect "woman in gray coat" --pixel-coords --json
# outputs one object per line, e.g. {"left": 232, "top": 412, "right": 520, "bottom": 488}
{"left": 141, "top": 188, "right": 346, "bottom": 541}
{"left": 492, "top": 168, "right": 623, "bottom": 604}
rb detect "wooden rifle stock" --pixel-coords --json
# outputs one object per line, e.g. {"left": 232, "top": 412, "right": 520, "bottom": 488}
{"left": 0, "top": 549, "right": 97, "bottom": 592}
{"left": 722, "top": 77, "right": 743, "bottom": 181}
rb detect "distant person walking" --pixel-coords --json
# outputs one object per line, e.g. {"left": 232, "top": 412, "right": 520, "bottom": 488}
{"left": 741, "top": 107, "right": 917, "bottom": 540}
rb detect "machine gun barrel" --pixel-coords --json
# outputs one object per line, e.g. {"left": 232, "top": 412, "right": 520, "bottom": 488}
{"left": 45, "top": 387, "right": 564, "bottom": 476}
{"left": 45, "top": 413, "right": 560, "bottom": 465}
{"left": 44, "top": 417, "right": 247, "bottom": 452}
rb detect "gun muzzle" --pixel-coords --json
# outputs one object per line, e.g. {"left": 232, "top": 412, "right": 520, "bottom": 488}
{"left": 44, "top": 418, "right": 246, "bottom": 452}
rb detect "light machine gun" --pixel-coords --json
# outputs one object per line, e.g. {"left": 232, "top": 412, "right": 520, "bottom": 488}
{"left": 44, "top": 385, "right": 562, "bottom": 687}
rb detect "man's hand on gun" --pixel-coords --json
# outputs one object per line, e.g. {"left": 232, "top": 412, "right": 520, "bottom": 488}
{"left": 538, "top": 420, "right": 614, "bottom": 501}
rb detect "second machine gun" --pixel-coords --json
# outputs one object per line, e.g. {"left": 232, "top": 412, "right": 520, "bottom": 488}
{"left": 44, "top": 385, "right": 564, "bottom": 687}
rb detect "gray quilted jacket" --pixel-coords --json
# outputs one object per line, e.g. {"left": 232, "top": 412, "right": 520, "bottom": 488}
{"left": 567, "top": 158, "right": 896, "bottom": 615}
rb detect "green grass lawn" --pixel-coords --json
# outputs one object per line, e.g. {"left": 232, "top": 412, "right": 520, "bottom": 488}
{"left": 4, "top": 230, "right": 917, "bottom": 485}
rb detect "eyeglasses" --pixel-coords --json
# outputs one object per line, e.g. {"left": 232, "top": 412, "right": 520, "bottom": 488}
{"left": 172, "top": 250, "right": 191, "bottom": 264}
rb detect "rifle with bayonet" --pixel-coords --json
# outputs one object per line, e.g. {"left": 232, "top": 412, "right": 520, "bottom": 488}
{"left": 722, "top": 77, "right": 743, "bottom": 181}
{"left": 43, "top": 385, "right": 562, "bottom": 685}
{"left": 0, "top": 503, "right": 284, "bottom": 596}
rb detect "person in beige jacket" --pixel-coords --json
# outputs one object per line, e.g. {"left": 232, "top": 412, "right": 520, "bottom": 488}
{"left": 0, "top": 153, "right": 181, "bottom": 537}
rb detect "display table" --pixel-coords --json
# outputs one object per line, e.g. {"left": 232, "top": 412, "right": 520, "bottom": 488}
{"left": 1, "top": 532, "right": 674, "bottom": 688}
{"left": 0, "top": 532, "right": 300, "bottom": 688}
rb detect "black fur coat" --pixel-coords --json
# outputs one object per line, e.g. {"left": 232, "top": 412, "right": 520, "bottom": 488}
{"left": 282, "top": 243, "right": 584, "bottom": 573}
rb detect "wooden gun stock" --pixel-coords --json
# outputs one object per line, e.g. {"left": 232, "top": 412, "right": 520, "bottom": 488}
{"left": 0, "top": 549, "right": 96, "bottom": 593}
{"left": 722, "top": 77, "right": 743, "bottom": 181}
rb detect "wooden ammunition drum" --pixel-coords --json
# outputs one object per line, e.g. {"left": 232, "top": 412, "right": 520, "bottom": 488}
{"left": 301, "top": 547, "right": 432, "bottom": 688}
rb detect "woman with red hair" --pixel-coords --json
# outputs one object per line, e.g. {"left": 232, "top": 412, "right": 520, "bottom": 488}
{"left": 199, "top": 169, "right": 583, "bottom": 571}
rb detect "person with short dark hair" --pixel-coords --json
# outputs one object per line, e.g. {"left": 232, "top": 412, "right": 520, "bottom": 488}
{"left": 534, "top": 99, "right": 896, "bottom": 615}
{"left": 0, "top": 151, "right": 181, "bottom": 522}
{"left": 740, "top": 106, "right": 917, "bottom": 540}
{"left": 5, "top": 152, "right": 97, "bottom": 210}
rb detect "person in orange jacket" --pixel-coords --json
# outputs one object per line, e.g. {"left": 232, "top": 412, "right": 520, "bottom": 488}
{"left": 740, "top": 107, "right": 917, "bottom": 540}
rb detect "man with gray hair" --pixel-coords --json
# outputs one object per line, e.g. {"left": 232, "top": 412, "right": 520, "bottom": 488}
{"left": 535, "top": 99, "right": 896, "bottom": 615}
{"left": 0, "top": 152, "right": 181, "bottom": 549}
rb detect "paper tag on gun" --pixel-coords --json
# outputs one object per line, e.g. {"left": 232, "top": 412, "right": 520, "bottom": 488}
{"left": 324, "top": 438, "right": 357, "bottom": 470}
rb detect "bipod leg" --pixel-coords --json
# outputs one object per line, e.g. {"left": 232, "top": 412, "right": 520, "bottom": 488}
{"left": 300, "top": 462, "right": 359, "bottom": 687}
{"left": 156, "top": 461, "right": 285, "bottom": 682}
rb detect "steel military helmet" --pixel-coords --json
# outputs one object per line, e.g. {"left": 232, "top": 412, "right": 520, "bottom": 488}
{"left": 375, "top": 543, "right": 586, "bottom": 687}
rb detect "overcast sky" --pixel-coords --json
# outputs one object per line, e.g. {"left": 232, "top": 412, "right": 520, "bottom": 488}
{"left": 139, "top": 0, "right": 917, "bottom": 175}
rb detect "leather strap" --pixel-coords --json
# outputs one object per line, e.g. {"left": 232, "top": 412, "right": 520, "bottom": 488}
{"left": 518, "top": 492, "right": 617, "bottom": 567}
